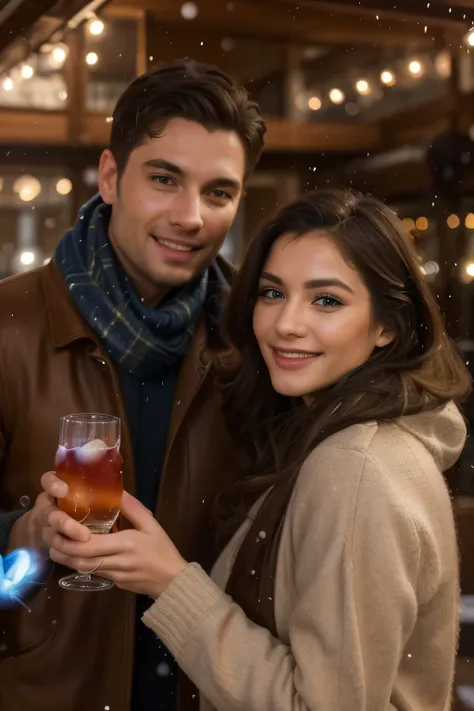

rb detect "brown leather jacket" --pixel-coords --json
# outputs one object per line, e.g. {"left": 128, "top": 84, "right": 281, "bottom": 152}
{"left": 0, "top": 259, "right": 240, "bottom": 710}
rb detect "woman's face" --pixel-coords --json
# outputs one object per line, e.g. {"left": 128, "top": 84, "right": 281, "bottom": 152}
{"left": 253, "top": 231, "right": 393, "bottom": 402}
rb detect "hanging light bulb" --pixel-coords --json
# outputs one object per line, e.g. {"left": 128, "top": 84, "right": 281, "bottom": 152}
{"left": 307, "top": 96, "right": 322, "bottom": 111}
{"left": 86, "top": 52, "right": 99, "bottom": 66}
{"left": 56, "top": 178, "right": 73, "bottom": 196}
{"left": 423, "top": 261, "right": 439, "bottom": 276}
{"left": 408, "top": 60, "right": 423, "bottom": 77}
{"left": 355, "top": 79, "right": 370, "bottom": 95}
{"left": 466, "top": 28, "right": 474, "bottom": 47}
{"left": 447, "top": 214, "right": 460, "bottom": 229}
{"left": 51, "top": 45, "right": 67, "bottom": 65}
{"left": 2, "top": 77, "right": 13, "bottom": 92}
{"left": 13, "top": 175, "right": 41, "bottom": 202}
{"left": 329, "top": 88, "right": 345, "bottom": 104}
{"left": 180, "top": 2, "right": 199, "bottom": 20}
{"left": 21, "top": 64, "right": 34, "bottom": 80}
{"left": 416, "top": 216, "right": 429, "bottom": 231}
{"left": 88, "top": 17, "right": 104, "bottom": 36}
{"left": 20, "top": 251, "right": 35, "bottom": 266}
{"left": 380, "top": 69, "right": 396, "bottom": 86}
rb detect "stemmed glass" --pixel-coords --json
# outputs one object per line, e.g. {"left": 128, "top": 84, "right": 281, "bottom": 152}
{"left": 55, "top": 414, "right": 123, "bottom": 591}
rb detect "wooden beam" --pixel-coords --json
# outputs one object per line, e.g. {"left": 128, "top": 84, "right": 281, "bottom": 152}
{"left": 256, "top": 117, "right": 382, "bottom": 152}
{"left": 80, "top": 113, "right": 384, "bottom": 152}
{"left": 108, "top": 0, "right": 445, "bottom": 46}
{"left": 0, "top": 109, "right": 68, "bottom": 143}
{"left": 289, "top": 0, "right": 472, "bottom": 26}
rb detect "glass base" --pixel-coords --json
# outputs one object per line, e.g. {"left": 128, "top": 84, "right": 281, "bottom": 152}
{"left": 59, "top": 573, "right": 114, "bottom": 592}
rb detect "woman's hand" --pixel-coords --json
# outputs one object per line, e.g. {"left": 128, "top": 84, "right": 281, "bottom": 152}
{"left": 44, "top": 491, "right": 187, "bottom": 599}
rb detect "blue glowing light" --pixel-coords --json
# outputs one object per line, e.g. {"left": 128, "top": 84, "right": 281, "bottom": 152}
{"left": 0, "top": 549, "right": 42, "bottom": 608}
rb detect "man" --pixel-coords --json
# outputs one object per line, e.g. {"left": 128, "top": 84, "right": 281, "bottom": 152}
{"left": 0, "top": 60, "right": 265, "bottom": 711}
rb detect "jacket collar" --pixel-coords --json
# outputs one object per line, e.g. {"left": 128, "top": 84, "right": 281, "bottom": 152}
{"left": 42, "top": 260, "right": 97, "bottom": 348}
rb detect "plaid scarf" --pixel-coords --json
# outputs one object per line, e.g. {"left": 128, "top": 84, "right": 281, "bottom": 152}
{"left": 55, "top": 194, "right": 214, "bottom": 378}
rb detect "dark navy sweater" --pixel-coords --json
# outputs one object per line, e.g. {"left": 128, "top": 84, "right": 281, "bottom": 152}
{"left": 116, "top": 363, "right": 181, "bottom": 711}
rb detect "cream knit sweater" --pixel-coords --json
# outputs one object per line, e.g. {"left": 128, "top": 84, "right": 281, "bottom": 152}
{"left": 144, "top": 402, "right": 466, "bottom": 711}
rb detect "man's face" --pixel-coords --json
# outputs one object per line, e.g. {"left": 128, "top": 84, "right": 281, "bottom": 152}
{"left": 98, "top": 117, "right": 246, "bottom": 304}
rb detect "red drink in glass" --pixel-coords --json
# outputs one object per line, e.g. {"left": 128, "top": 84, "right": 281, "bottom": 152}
{"left": 55, "top": 414, "right": 122, "bottom": 592}
{"left": 56, "top": 440, "right": 123, "bottom": 533}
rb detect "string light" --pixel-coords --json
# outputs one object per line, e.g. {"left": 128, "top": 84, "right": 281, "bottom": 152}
{"left": 51, "top": 45, "right": 67, "bottom": 65}
{"left": 85, "top": 52, "right": 98, "bottom": 66}
{"left": 447, "top": 214, "right": 460, "bottom": 229}
{"left": 467, "top": 29, "right": 474, "bottom": 47}
{"left": 13, "top": 176, "right": 41, "bottom": 202}
{"left": 356, "top": 79, "right": 370, "bottom": 96}
{"left": 21, "top": 65, "right": 34, "bottom": 80}
{"left": 20, "top": 251, "right": 35, "bottom": 266}
{"left": 423, "top": 261, "right": 439, "bottom": 276}
{"left": 381, "top": 69, "right": 396, "bottom": 86}
{"left": 180, "top": 2, "right": 198, "bottom": 19}
{"left": 88, "top": 17, "right": 104, "bottom": 36}
{"left": 56, "top": 178, "right": 72, "bottom": 196}
{"left": 329, "top": 88, "right": 345, "bottom": 104}
{"left": 466, "top": 262, "right": 474, "bottom": 277}
{"left": 466, "top": 213, "right": 474, "bottom": 229}
{"left": 308, "top": 96, "right": 322, "bottom": 111}
{"left": 408, "top": 60, "right": 423, "bottom": 77}
{"left": 355, "top": 79, "right": 370, "bottom": 95}
{"left": 2, "top": 78, "right": 13, "bottom": 92}
{"left": 416, "top": 216, "right": 429, "bottom": 231}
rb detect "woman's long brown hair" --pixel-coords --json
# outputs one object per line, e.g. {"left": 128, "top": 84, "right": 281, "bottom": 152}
{"left": 215, "top": 187, "right": 471, "bottom": 541}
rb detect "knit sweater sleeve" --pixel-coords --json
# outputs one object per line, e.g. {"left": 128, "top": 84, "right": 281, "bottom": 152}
{"left": 143, "top": 445, "right": 448, "bottom": 711}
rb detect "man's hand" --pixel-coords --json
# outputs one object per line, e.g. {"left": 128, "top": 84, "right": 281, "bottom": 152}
{"left": 6, "top": 472, "right": 90, "bottom": 554}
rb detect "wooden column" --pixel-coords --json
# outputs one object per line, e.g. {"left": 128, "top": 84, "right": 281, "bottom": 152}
{"left": 136, "top": 10, "right": 147, "bottom": 76}
{"left": 283, "top": 45, "right": 306, "bottom": 122}
{"left": 65, "top": 26, "right": 87, "bottom": 145}
{"left": 64, "top": 25, "right": 90, "bottom": 223}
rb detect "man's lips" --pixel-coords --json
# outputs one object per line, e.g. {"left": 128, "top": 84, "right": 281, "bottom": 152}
{"left": 150, "top": 235, "right": 201, "bottom": 252}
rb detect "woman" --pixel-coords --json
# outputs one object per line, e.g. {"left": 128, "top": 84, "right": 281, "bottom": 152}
{"left": 46, "top": 188, "right": 471, "bottom": 711}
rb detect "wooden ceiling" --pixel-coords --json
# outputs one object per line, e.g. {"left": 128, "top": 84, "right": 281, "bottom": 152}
{"left": 109, "top": 0, "right": 465, "bottom": 46}
{"left": 0, "top": 0, "right": 468, "bottom": 200}
{"left": 288, "top": 0, "right": 474, "bottom": 25}
{"left": 0, "top": 0, "right": 111, "bottom": 74}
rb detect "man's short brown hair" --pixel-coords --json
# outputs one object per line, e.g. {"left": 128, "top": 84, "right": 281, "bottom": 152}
{"left": 110, "top": 59, "right": 266, "bottom": 180}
